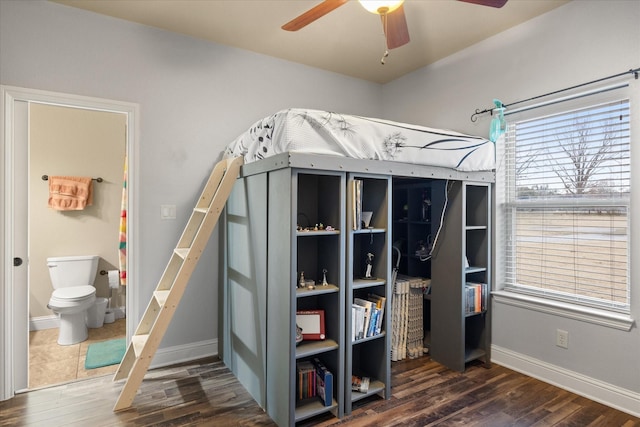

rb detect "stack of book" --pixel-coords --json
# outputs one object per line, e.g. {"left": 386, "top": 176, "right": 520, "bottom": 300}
{"left": 296, "top": 359, "right": 334, "bottom": 407}
{"left": 465, "top": 282, "right": 488, "bottom": 315}
{"left": 296, "top": 361, "right": 316, "bottom": 401}
{"left": 351, "top": 294, "right": 386, "bottom": 341}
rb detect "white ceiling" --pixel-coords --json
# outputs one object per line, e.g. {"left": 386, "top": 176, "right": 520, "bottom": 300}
{"left": 53, "top": 0, "right": 570, "bottom": 84}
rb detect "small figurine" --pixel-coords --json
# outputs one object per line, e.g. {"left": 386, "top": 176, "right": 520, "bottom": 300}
{"left": 299, "top": 271, "right": 305, "bottom": 289}
{"left": 421, "top": 191, "right": 431, "bottom": 222}
{"left": 365, "top": 252, "right": 374, "bottom": 279}
{"left": 321, "top": 268, "right": 329, "bottom": 286}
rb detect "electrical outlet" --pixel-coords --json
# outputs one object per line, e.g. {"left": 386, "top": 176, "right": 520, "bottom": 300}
{"left": 556, "top": 329, "right": 569, "bottom": 349}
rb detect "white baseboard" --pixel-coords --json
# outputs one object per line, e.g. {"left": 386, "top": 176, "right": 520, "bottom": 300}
{"left": 29, "top": 315, "right": 59, "bottom": 331}
{"left": 492, "top": 345, "right": 640, "bottom": 418}
{"left": 149, "top": 339, "right": 218, "bottom": 370}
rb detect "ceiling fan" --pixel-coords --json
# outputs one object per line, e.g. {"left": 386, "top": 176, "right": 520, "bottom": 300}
{"left": 282, "top": 0, "right": 509, "bottom": 50}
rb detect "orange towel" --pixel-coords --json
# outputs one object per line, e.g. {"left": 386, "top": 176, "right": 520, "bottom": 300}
{"left": 48, "top": 176, "right": 93, "bottom": 211}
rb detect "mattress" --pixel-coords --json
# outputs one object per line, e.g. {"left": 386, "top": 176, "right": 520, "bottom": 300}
{"left": 224, "top": 108, "right": 495, "bottom": 172}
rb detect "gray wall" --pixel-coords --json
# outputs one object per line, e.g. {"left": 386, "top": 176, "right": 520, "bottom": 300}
{"left": 381, "top": 0, "right": 640, "bottom": 403}
{"left": 0, "top": 0, "right": 382, "bottom": 350}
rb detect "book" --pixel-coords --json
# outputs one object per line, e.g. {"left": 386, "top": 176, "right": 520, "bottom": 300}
{"left": 481, "top": 282, "right": 489, "bottom": 311}
{"left": 352, "top": 179, "right": 363, "bottom": 230}
{"left": 367, "top": 308, "right": 379, "bottom": 337}
{"left": 312, "top": 358, "right": 333, "bottom": 407}
{"left": 352, "top": 304, "right": 366, "bottom": 340}
{"left": 367, "top": 293, "right": 386, "bottom": 335}
{"left": 351, "top": 375, "right": 370, "bottom": 393}
{"left": 464, "top": 283, "right": 476, "bottom": 314}
{"left": 353, "top": 298, "right": 374, "bottom": 339}
{"left": 296, "top": 361, "right": 316, "bottom": 401}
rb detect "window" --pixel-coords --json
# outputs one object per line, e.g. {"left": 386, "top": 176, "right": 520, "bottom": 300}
{"left": 501, "top": 98, "right": 630, "bottom": 312}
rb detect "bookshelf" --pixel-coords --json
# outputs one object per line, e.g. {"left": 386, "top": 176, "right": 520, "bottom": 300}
{"left": 431, "top": 181, "right": 491, "bottom": 372}
{"left": 221, "top": 156, "right": 494, "bottom": 425}
{"left": 263, "top": 170, "right": 346, "bottom": 426}
{"left": 293, "top": 172, "right": 346, "bottom": 423}
{"left": 345, "top": 174, "right": 392, "bottom": 414}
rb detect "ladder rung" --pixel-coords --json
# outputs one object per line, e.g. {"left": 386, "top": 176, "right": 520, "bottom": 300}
{"left": 174, "top": 248, "right": 189, "bottom": 259}
{"left": 154, "top": 290, "right": 170, "bottom": 306}
{"left": 131, "top": 334, "right": 148, "bottom": 358}
{"left": 194, "top": 207, "right": 207, "bottom": 213}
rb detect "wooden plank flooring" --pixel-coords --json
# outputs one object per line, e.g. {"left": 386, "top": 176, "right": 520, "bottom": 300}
{"left": 1, "top": 355, "right": 638, "bottom": 426}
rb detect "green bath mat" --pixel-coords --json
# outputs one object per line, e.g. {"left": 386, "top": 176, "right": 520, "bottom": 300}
{"left": 85, "top": 338, "right": 126, "bottom": 369}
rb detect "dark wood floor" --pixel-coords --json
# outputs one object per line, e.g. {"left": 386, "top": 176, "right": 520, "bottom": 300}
{"left": 1, "top": 355, "right": 638, "bottom": 427}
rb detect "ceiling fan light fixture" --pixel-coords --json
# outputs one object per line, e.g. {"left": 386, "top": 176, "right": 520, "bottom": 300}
{"left": 359, "top": 0, "right": 404, "bottom": 15}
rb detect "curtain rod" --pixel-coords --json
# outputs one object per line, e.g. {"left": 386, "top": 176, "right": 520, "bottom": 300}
{"left": 470, "top": 67, "right": 639, "bottom": 122}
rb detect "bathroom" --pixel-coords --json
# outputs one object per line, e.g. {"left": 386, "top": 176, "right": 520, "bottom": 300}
{"left": 27, "top": 103, "right": 127, "bottom": 388}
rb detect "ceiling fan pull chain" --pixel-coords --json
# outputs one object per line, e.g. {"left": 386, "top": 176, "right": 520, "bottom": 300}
{"left": 381, "top": 11, "right": 389, "bottom": 65}
{"left": 381, "top": 49, "right": 389, "bottom": 65}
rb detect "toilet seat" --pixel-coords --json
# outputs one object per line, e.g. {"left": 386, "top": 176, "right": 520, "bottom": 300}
{"left": 49, "top": 285, "right": 96, "bottom": 308}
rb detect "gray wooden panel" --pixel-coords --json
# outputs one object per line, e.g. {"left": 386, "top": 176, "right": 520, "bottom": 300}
{"left": 266, "top": 168, "right": 295, "bottom": 426}
{"left": 239, "top": 152, "right": 495, "bottom": 183}
{"left": 222, "top": 174, "right": 268, "bottom": 407}
{"left": 431, "top": 181, "right": 466, "bottom": 372}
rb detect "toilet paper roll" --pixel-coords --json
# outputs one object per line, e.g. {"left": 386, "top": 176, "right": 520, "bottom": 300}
{"left": 108, "top": 270, "right": 120, "bottom": 289}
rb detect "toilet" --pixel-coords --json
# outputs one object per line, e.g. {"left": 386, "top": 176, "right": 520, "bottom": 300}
{"left": 47, "top": 255, "right": 98, "bottom": 345}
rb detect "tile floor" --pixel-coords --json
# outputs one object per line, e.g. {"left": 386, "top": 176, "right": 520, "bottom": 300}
{"left": 28, "top": 318, "right": 126, "bottom": 389}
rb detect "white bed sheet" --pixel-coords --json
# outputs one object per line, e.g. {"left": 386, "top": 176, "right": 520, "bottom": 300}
{"left": 224, "top": 108, "right": 495, "bottom": 172}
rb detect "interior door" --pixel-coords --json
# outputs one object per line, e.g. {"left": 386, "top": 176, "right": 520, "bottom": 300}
{"left": 13, "top": 99, "right": 29, "bottom": 392}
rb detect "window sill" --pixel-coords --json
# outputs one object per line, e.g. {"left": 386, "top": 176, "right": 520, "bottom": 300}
{"left": 492, "top": 290, "right": 635, "bottom": 331}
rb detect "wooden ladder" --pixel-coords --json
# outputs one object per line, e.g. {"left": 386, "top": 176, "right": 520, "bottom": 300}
{"left": 112, "top": 156, "right": 243, "bottom": 412}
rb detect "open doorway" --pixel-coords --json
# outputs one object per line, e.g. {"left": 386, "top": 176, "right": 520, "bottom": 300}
{"left": 28, "top": 103, "right": 126, "bottom": 388}
{"left": 1, "top": 86, "right": 138, "bottom": 399}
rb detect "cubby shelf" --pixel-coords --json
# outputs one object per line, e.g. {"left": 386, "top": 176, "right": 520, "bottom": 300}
{"left": 431, "top": 181, "right": 492, "bottom": 372}
{"left": 295, "top": 339, "right": 339, "bottom": 359}
{"left": 291, "top": 171, "right": 346, "bottom": 424}
{"left": 345, "top": 174, "right": 392, "bottom": 415}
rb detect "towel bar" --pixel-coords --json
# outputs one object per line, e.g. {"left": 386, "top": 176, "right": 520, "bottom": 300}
{"left": 42, "top": 175, "right": 103, "bottom": 182}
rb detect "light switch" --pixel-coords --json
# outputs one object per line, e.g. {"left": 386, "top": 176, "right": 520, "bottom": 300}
{"left": 160, "top": 204, "right": 176, "bottom": 220}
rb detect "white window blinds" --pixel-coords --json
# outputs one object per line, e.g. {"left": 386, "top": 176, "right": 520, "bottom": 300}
{"left": 503, "top": 99, "right": 630, "bottom": 311}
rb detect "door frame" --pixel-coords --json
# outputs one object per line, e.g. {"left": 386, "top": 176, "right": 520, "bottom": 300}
{"left": 0, "top": 85, "right": 139, "bottom": 400}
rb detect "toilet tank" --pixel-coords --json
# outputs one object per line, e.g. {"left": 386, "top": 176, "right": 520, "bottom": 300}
{"left": 47, "top": 255, "right": 99, "bottom": 289}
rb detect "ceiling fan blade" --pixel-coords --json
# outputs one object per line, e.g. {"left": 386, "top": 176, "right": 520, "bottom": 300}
{"left": 282, "top": 0, "right": 348, "bottom": 31}
{"left": 458, "top": 0, "right": 508, "bottom": 8}
{"left": 384, "top": 4, "right": 410, "bottom": 49}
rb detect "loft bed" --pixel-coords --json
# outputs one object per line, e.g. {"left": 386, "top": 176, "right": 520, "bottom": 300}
{"left": 219, "top": 108, "right": 494, "bottom": 426}
{"left": 224, "top": 108, "right": 495, "bottom": 181}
